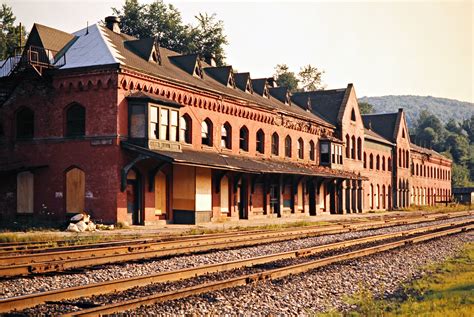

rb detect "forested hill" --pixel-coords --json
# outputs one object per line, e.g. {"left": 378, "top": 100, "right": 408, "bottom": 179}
{"left": 358, "top": 95, "right": 474, "bottom": 127}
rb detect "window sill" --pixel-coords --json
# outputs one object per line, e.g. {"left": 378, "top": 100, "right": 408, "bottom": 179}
{"left": 201, "top": 145, "right": 216, "bottom": 151}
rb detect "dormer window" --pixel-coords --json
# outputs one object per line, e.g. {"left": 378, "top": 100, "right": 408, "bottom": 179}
{"left": 263, "top": 87, "right": 269, "bottom": 98}
{"left": 228, "top": 74, "right": 235, "bottom": 88}
{"left": 245, "top": 81, "right": 252, "bottom": 93}
{"left": 194, "top": 64, "right": 203, "bottom": 78}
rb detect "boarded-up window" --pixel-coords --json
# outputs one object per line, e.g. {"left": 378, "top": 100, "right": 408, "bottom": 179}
{"left": 155, "top": 171, "right": 167, "bottom": 215}
{"left": 66, "top": 168, "right": 85, "bottom": 213}
{"left": 17, "top": 171, "right": 34, "bottom": 213}
{"left": 220, "top": 175, "right": 229, "bottom": 213}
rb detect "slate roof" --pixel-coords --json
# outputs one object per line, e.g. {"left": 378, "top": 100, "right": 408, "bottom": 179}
{"left": 292, "top": 88, "right": 347, "bottom": 125}
{"left": 410, "top": 142, "right": 451, "bottom": 161}
{"left": 124, "top": 37, "right": 158, "bottom": 62}
{"left": 126, "top": 91, "right": 182, "bottom": 108}
{"left": 268, "top": 87, "right": 290, "bottom": 104}
{"left": 361, "top": 113, "right": 399, "bottom": 142}
{"left": 364, "top": 128, "right": 394, "bottom": 146}
{"left": 203, "top": 66, "right": 233, "bottom": 86}
{"left": 122, "top": 141, "right": 366, "bottom": 180}
{"left": 57, "top": 24, "right": 334, "bottom": 128}
{"left": 234, "top": 72, "right": 251, "bottom": 92}
{"left": 28, "top": 23, "right": 77, "bottom": 57}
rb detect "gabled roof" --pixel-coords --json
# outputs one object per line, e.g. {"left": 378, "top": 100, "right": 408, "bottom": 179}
{"left": 62, "top": 24, "right": 123, "bottom": 69}
{"left": 364, "top": 128, "right": 394, "bottom": 146}
{"left": 362, "top": 112, "right": 399, "bottom": 142}
{"left": 269, "top": 87, "right": 290, "bottom": 104}
{"left": 169, "top": 53, "right": 201, "bottom": 76}
{"left": 27, "top": 23, "right": 77, "bottom": 57}
{"left": 292, "top": 88, "right": 347, "bottom": 125}
{"left": 204, "top": 66, "right": 234, "bottom": 87}
{"left": 410, "top": 142, "right": 451, "bottom": 161}
{"left": 124, "top": 37, "right": 160, "bottom": 63}
{"left": 252, "top": 78, "right": 268, "bottom": 97}
{"left": 234, "top": 72, "right": 252, "bottom": 93}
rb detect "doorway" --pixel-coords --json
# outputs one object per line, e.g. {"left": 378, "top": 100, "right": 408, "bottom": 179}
{"left": 238, "top": 177, "right": 248, "bottom": 219}
{"left": 126, "top": 169, "right": 143, "bottom": 225}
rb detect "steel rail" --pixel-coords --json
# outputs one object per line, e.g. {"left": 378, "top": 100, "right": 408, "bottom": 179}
{"left": 0, "top": 219, "right": 471, "bottom": 314}
{"left": 0, "top": 212, "right": 472, "bottom": 277}
{"left": 0, "top": 211, "right": 470, "bottom": 255}
{"left": 63, "top": 223, "right": 473, "bottom": 317}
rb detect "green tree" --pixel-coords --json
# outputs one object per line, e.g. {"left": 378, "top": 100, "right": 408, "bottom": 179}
{"left": 273, "top": 63, "right": 325, "bottom": 93}
{"left": 113, "top": 0, "right": 228, "bottom": 65}
{"left": 298, "top": 64, "right": 324, "bottom": 91}
{"left": 0, "top": 3, "right": 26, "bottom": 59}
{"left": 451, "top": 163, "right": 471, "bottom": 187}
{"left": 446, "top": 133, "right": 470, "bottom": 165}
{"left": 359, "top": 102, "right": 374, "bottom": 114}
{"left": 462, "top": 115, "right": 474, "bottom": 143}
{"left": 274, "top": 64, "right": 299, "bottom": 92}
{"left": 186, "top": 13, "right": 227, "bottom": 66}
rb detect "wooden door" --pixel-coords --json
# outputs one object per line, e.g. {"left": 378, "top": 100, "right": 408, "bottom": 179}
{"left": 66, "top": 168, "right": 85, "bottom": 213}
{"left": 155, "top": 171, "right": 167, "bottom": 216}
{"left": 17, "top": 171, "right": 34, "bottom": 213}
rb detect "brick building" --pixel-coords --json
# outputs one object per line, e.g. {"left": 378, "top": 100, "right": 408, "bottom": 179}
{"left": 0, "top": 18, "right": 452, "bottom": 225}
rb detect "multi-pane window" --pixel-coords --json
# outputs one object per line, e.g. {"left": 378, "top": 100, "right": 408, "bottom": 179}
{"left": 66, "top": 104, "right": 85, "bottom": 137}
{"left": 285, "top": 136, "right": 292, "bottom": 158}
{"left": 271, "top": 133, "right": 279, "bottom": 156}
{"left": 179, "top": 114, "right": 192, "bottom": 144}
{"left": 309, "top": 140, "right": 315, "bottom": 161}
{"left": 201, "top": 119, "right": 213, "bottom": 146}
{"left": 148, "top": 106, "right": 179, "bottom": 142}
{"left": 239, "top": 126, "right": 249, "bottom": 151}
{"left": 256, "top": 129, "right": 264, "bottom": 154}
{"left": 338, "top": 146, "right": 343, "bottom": 164}
{"left": 16, "top": 108, "right": 34, "bottom": 139}
{"left": 221, "top": 123, "right": 231, "bottom": 149}
{"left": 297, "top": 138, "right": 304, "bottom": 159}
{"left": 320, "top": 142, "right": 330, "bottom": 164}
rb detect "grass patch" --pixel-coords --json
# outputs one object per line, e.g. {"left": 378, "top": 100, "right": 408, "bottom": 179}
{"left": 185, "top": 220, "right": 332, "bottom": 236}
{"left": 318, "top": 243, "right": 474, "bottom": 316}
{"left": 398, "top": 204, "right": 472, "bottom": 213}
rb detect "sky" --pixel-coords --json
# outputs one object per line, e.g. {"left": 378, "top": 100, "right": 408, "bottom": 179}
{"left": 5, "top": 0, "right": 474, "bottom": 103}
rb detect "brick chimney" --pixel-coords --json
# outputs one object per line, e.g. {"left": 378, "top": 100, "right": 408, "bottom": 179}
{"left": 105, "top": 16, "right": 121, "bottom": 34}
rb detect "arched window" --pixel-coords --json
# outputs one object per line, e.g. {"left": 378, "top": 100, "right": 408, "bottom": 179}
{"left": 399, "top": 149, "right": 402, "bottom": 167}
{"left": 345, "top": 134, "right": 350, "bottom": 158}
{"left": 201, "top": 118, "right": 213, "bottom": 146}
{"left": 285, "top": 135, "right": 292, "bottom": 158}
{"left": 16, "top": 107, "right": 34, "bottom": 138}
{"left": 351, "top": 108, "right": 356, "bottom": 121}
{"left": 66, "top": 103, "right": 85, "bottom": 137}
{"left": 221, "top": 122, "right": 232, "bottom": 149}
{"left": 363, "top": 152, "right": 367, "bottom": 168}
{"left": 382, "top": 156, "right": 385, "bottom": 171}
{"left": 376, "top": 155, "right": 380, "bottom": 170}
{"left": 256, "top": 129, "right": 265, "bottom": 154}
{"left": 382, "top": 185, "right": 386, "bottom": 209}
{"left": 370, "top": 184, "right": 374, "bottom": 209}
{"left": 309, "top": 140, "right": 315, "bottom": 161}
{"left": 239, "top": 125, "right": 249, "bottom": 151}
{"left": 405, "top": 150, "right": 409, "bottom": 168}
{"left": 351, "top": 135, "right": 356, "bottom": 159}
{"left": 271, "top": 132, "right": 279, "bottom": 156}
{"left": 357, "top": 137, "right": 362, "bottom": 160}
{"left": 369, "top": 153, "right": 374, "bottom": 169}
{"left": 388, "top": 157, "right": 392, "bottom": 171}
{"left": 297, "top": 138, "right": 304, "bottom": 159}
{"left": 179, "top": 114, "right": 192, "bottom": 144}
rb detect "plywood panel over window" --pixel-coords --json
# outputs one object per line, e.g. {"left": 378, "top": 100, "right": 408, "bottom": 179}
{"left": 17, "top": 171, "right": 34, "bottom": 213}
{"left": 220, "top": 176, "right": 229, "bottom": 213}
{"left": 155, "top": 171, "right": 167, "bottom": 215}
{"left": 66, "top": 168, "right": 85, "bottom": 213}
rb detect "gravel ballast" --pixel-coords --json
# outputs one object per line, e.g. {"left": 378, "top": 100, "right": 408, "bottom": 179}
{"left": 130, "top": 232, "right": 473, "bottom": 316}
{"left": 0, "top": 216, "right": 472, "bottom": 299}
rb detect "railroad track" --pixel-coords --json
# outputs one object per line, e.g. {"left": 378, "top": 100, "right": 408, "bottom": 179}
{"left": 0, "top": 219, "right": 471, "bottom": 315}
{"left": 0, "top": 211, "right": 472, "bottom": 277}
{"left": 0, "top": 211, "right": 465, "bottom": 254}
